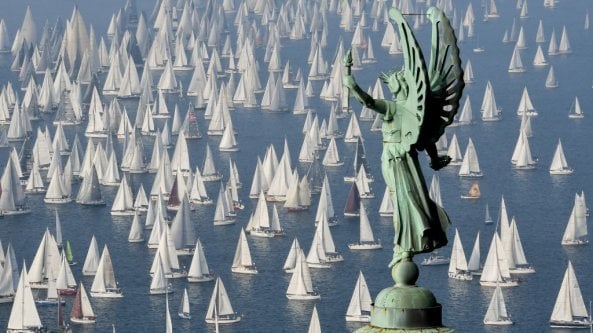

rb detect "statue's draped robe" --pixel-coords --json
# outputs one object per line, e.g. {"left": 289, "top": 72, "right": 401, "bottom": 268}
{"left": 380, "top": 100, "right": 449, "bottom": 264}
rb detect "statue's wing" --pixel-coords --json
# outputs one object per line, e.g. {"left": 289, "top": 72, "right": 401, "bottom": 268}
{"left": 422, "top": 7, "right": 465, "bottom": 146}
{"left": 388, "top": 8, "right": 430, "bottom": 152}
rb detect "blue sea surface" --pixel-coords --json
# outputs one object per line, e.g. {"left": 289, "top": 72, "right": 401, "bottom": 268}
{"left": 0, "top": 0, "right": 591, "bottom": 332}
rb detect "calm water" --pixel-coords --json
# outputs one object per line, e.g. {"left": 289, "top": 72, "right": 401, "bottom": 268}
{"left": 0, "top": 0, "right": 591, "bottom": 332}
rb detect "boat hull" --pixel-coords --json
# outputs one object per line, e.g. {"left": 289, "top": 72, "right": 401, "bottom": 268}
{"left": 345, "top": 314, "right": 371, "bottom": 322}
{"left": 550, "top": 319, "right": 592, "bottom": 328}
{"left": 286, "top": 293, "right": 320, "bottom": 300}
{"left": 90, "top": 291, "right": 123, "bottom": 298}
{"left": 348, "top": 242, "right": 382, "bottom": 250}
{"left": 205, "top": 315, "right": 241, "bottom": 324}
{"left": 70, "top": 317, "right": 96, "bottom": 324}
{"left": 479, "top": 280, "right": 519, "bottom": 287}
{"left": 188, "top": 275, "right": 215, "bottom": 283}
{"left": 231, "top": 267, "right": 258, "bottom": 274}
{"left": 484, "top": 319, "right": 513, "bottom": 325}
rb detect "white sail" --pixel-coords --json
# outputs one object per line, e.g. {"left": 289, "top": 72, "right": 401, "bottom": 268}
{"left": 562, "top": 194, "right": 588, "bottom": 245}
{"left": 188, "top": 239, "right": 214, "bottom": 282}
{"left": 345, "top": 271, "right": 372, "bottom": 322}
{"left": 459, "top": 138, "right": 482, "bottom": 177}
{"left": 231, "top": 229, "right": 257, "bottom": 274}
{"left": 550, "top": 139, "right": 573, "bottom": 174}
{"left": 448, "top": 229, "right": 472, "bottom": 280}
{"left": 550, "top": 261, "right": 590, "bottom": 327}
{"left": 286, "top": 249, "right": 319, "bottom": 300}
{"left": 82, "top": 236, "right": 100, "bottom": 276}
{"left": 283, "top": 238, "right": 302, "bottom": 272}
{"left": 205, "top": 277, "right": 240, "bottom": 323}
{"left": 178, "top": 288, "right": 190, "bottom": 319}
{"left": 7, "top": 263, "right": 42, "bottom": 331}
{"left": 90, "top": 245, "right": 121, "bottom": 297}
{"left": 480, "top": 233, "right": 517, "bottom": 287}
{"left": 569, "top": 97, "right": 583, "bottom": 119}
{"left": 484, "top": 286, "right": 512, "bottom": 325}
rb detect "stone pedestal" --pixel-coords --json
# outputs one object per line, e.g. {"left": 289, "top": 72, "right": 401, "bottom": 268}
{"left": 354, "top": 258, "right": 454, "bottom": 333}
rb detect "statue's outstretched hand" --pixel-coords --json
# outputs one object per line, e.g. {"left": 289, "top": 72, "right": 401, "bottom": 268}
{"left": 430, "top": 155, "right": 451, "bottom": 171}
{"left": 343, "top": 75, "right": 356, "bottom": 89}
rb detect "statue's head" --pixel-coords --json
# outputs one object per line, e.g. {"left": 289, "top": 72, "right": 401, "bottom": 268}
{"left": 380, "top": 69, "right": 408, "bottom": 99}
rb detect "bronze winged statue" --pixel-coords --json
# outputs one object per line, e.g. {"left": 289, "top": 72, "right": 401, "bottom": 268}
{"left": 343, "top": 7, "right": 464, "bottom": 269}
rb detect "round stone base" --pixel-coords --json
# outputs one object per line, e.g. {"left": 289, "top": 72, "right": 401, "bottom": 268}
{"left": 355, "top": 284, "right": 453, "bottom": 332}
{"left": 354, "top": 325, "right": 455, "bottom": 333}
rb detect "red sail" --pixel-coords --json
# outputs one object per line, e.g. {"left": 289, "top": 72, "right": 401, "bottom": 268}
{"left": 71, "top": 286, "right": 82, "bottom": 319}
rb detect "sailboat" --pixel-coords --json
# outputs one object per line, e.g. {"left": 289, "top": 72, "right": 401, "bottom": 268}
{"left": 483, "top": 286, "right": 513, "bottom": 325}
{"left": 484, "top": 204, "right": 494, "bottom": 224}
{"left": 550, "top": 261, "right": 591, "bottom": 328}
{"left": 7, "top": 263, "right": 43, "bottom": 333}
{"left": 516, "top": 87, "right": 537, "bottom": 116}
{"left": 283, "top": 238, "right": 302, "bottom": 273}
{"left": 286, "top": 248, "right": 320, "bottom": 300}
{"left": 448, "top": 229, "right": 473, "bottom": 281}
{"left": 205, "top": 277, "right": 241, "bottom": 324}
{"left": 378, "top": 187, "right": 393, "bottom": 217}
{"left": 90, "top": 245, "right": 123, "bottom": 298}
{"left": 187, "top": 239, "right": 215, "bottom": 282}
{"left": 178, "top": 288, "right": 191, "bottom": 319}
{"left": 348, "top": 201, "right": 381, "bottom": 250}
{"left": 458, "top": 138, "right": 483, "bottom": 177}
{"left": 468, "top": 232, "right": 482, "bottom": 275}
{"left": 70, "top": 283, "right": 96, "bottom": 324}
{"left": 562, "top": 194, "right": 588, "bottom": 245}
{"left": 545, "top": 66, "right": 559, "bottom": 88}
{"left": 479, "top": 233, "right": 519, "bottom": 287}
{"left": 549, "top": 139, "right": 573, "bottom": 175}
{"left": 569, "top": 96, "right": 584, "bottom": 119}
{"left": 307, "top": 305, "right": 322, "bottom": 333}
{"left": 231, "top": 229, "right": 257, "bottom": 274}
{"left": 345, "top": 271, "right": 372, "bottom": 322}
{"left": 461, "top": 182, "right": 481, "bottom": 199}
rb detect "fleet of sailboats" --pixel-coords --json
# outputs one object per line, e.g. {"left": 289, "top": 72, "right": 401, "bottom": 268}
{"left": 0, "top": 0, "right": 588, "bottom": 330}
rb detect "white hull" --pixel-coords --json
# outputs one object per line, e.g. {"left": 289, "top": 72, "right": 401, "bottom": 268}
{"left": 90, "top": 291, "right": 124, "bottom": 298}
{"left": 205, "top": 315, "right": 241, "bottom": 324}
{"left": 249, "top": 230, "right": 275, "bottom": 238}
{"left": 1, "top": 208, "right": 32, "bottom": 215}
{"left": 231, "top": 266, "right": 258, "bottom": 274}
{"left": 569, "top": 115, "right": 584, "bottom": 119}
{"left": 345, "top": 314, "right": 371, "bottom": 322}
{"left": 550, "top": 169, "right": 573, "bottom": 175}
{"left": 214, "top": 219, "right": 235, "bottom": 226}
{"left": 550, "top": 320, "right": 592, "bottom": 328}
{"left": 149, "top": 288, "right": 173, "bottom": 295}
{"left": 326, "top": 254, "right": 344, "bottom": 262}
{"left": 188, "top": 275, "right": 215, "bottom": 283}
{"left": 510, "top": 266, "right": 535, "bottom": 274}
{"left": 286, "top": 293, "right": 320, "bottom": 300}
{"left": 480, "top": 280, "right": 519, "bottom": 287}
{"left": 44, "top": 197, "right": 72, "bottom": 204}
{"left": 448, "top": 272, "right": 473, "bottom": 281}
{"left": 110, "top": 210, "right": 135, "bottom": 216}
{"left": 459, "top": 172, "right": 483, "bottom": 178}
{"left": 348, "top": 242, "right": 382, "bottom": 250}
{"left": 25, "top": 189, "right": 46, "bottom": 194}
{"left": 70, "top": 317, "right": 96, "bottom": 324}
{"left": 76, "top": 200, "right": 106, "bottom": 206}
{"left": 562, "top": 239, "right": 589, "bottom": 245}
{"left": 484, "top": 319, "right": 513, "bottom": 325}
{"left": 461, "top": 195, "right": 480, "bottom": 199}
{"left": 202, "top": 174, "right": 223, "bottom": 182}
{"left": 191, "top": 199, "right": 213, "bottom": 205}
